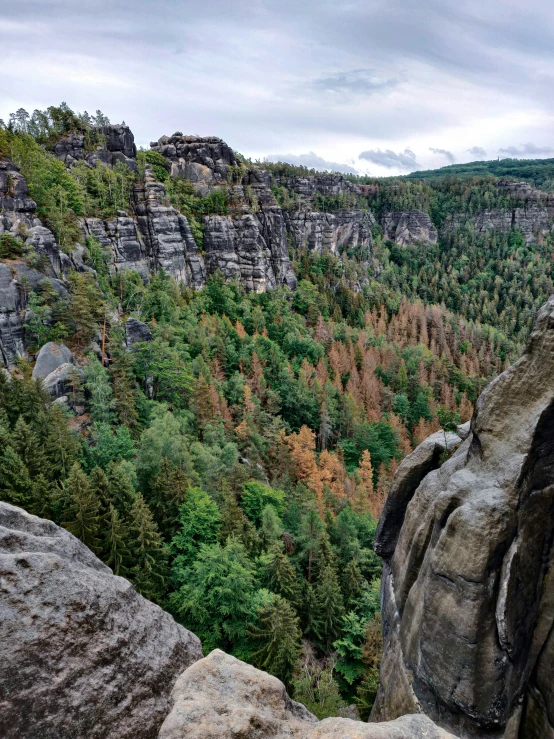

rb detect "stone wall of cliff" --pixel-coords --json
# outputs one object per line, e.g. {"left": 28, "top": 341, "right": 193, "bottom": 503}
{"left": 372, "top": 295, "right": 554, "bottom": 738}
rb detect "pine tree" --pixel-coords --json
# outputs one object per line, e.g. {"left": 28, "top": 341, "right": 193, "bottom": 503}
{"left": 11, "top": 415, "right": 45, "bottom": 478}
{"left": 61, "top": 463, "right": 101, "bottom": 553}
{"left": 110, "top": 341, "right": 139, "bottom": 431}
{"left": 249, "top": 594, "right": 302, "bottom": 686}
{"left": 263, "top": 544, "right": 301, "bottom": 605}
{"left": 103, "top": 504, "right": 132, "bottom": 576}
{"left": 342, "top": 558, "right": 364, "bottom": 608}
{"left": 314, "top": 565, "right": 345, "bottom": 650}
{"left": 148, "top": 458, "right": 189, "bottom": 539}
{"left": 129, "top": 492, "right": 168, "bottom": 602}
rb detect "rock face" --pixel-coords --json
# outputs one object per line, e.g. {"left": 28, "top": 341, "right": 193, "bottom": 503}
{"left": 52, "top": 124, "right": 137, "bottom": 171}
{"left": 382, "top": 210, "right": 438, "bottom": 246}
{"left": 0, "top": 501, "right": 202, "bottom": 739}
{"left": 442, "top": 180, "right": 554, "bottom": 245}
{"left": 150, "top": 134, "right": 238, "bottom": 195}
{"left": 133, "top": 168, "right": 206, "bottom": 287}
{"left": 203, "top": 209, "right": 296, "bottom": 292}
{"left": 285, "top": 209, "right": 374, "bottom": 256}
{"left": 0, "top": 262, "right": 24, "bottom": 366}
{"left": 373, "top": 295, "right": 554, "bottom": 738}
{"left": 159, "top": 649, "right": 456, "bottom": 739}
{"left": 274, "top": 173, "right": 361, "bottom": 200}
{"left": 32, "top": 341, "right": 73, "bottom": 380}
{"left": 125, "top": 317, "right": 152, "bottom": 347}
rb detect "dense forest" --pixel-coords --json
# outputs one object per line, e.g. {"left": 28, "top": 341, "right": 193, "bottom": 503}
{"left": 1, "top": 103, "right": 551, "bottom": 719}
{"left": 402, "top": 156, "right": 554, "bottom": 190}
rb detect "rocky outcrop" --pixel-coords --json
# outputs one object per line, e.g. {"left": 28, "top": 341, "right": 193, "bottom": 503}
{"left": 0, "top": 501, "right": 202, "bottom": 739}
{"left": 443, "top": 180, "right": 554, "bottom": 245}
{"left": 150, "top": 134, "right": 238, "bottom": 195}
{"left": 32, "top": 341, "right": 73, "bottom": 380}
{"left": 285, "top": 209, "right": 374, "bottom": 255}
{"left": 133, "top": 168, "right": 206, "bottom": 288}
{"left": 159, "top": 649, "right": 456, "bottom": 739}
{"left": 82, "top": 212, "right": 150, "bottom": 279}
{"left": 274, "top": 173, "right": 361, "bottom": 200}
{"left": 373, "top": 294, "right": 554, "bottom": 737}
{"left": 53, "top": 124, "right": 137, "bottom": 171}
{"left": 0, "top": 262, "right": 24, "bottom": 366}
{"left": 203, "top": 208, "right": 296, "bottom": 292}
{"left": 126, "top": 317, "right": 152, "bottom": 347}
{"left": 382, "top": 210, "right": 438, "bottom": 246}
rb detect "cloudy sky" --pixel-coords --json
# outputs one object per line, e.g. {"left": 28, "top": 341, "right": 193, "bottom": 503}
{"left": 1, "top": 0, "right": 554, "bottom": 175}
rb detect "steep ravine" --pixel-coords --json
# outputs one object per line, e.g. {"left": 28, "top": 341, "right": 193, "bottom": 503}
{"left": 2, "top": 296, "right": 554, "bottom": 736}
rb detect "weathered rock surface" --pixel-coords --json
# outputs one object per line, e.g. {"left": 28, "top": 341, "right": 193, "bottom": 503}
{"left": 285, "top": 209, "right": 374, "bottom": 255}
{"left": 274, "top": 173, "right": 362, "bottom": 200}
{"left": 442, "top": 180, "right": 554, "bottom": 245}
{"left": 373, "top": 295, "right": 554, "bottom": 737}
{"left": 150, "top": 134, "right": 238, "bottom": 195}
{"left": 203, "top": 209, "right": 296, "bottom": 292}
{"left": 0, "top": 501, "right": 202, "bottom": 739}
{"left": 0, "top": 262, "right": 24, "bottom": 366}
{"left": 159, "top": 649, "right": 456, "bottom": 739}
{"left": 32, "top": 341, "right": 73, "bottom": 380}
{"left": 53, "top": 124, "right": 137, "bottom": 171}
{"left": 42, "top": 362, "right": 83, "bottom": 398}
{"left": 133, "top": 167, "right": 206, "bottom": 287}
{"left": 126, "top": 317, "right": 152, "bottom": 347}
{"left": 382, "top": 210, "right": 438, "bottom": 246}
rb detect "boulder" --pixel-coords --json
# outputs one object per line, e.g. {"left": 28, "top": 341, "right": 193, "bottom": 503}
{"left": 159, "top": 650, "right": 456, "bottom": 739}
{"left": 373, "top": 295, "right": 554, "bottom": 737}
{"left": 32, "top": 341, "right": 73, "bottom": 380}
{"left": 0, "top": 502, "right": 202, "bottom": 739}
{"left": 42, "top": 362, "right": 83, "bottom": 398}
{"left": 125, "top": 317, "right": 153, "bottom": 347}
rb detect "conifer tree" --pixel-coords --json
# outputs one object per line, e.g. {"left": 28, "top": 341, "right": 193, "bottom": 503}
{"left": 263, "top": 544, "right": 301, "bottom": 605}
{"left": 11, "top": 415, "right": 45, "bottom": 478}
{"left": 103, "top": 504, "right": 132, "bottom": 576}
{"left": 314, "top": 565, "right": 345, "bottom": 650}
{"left": 129, "top": 492, "right": 168, "bottom": 602}
{"left": 342, "top": 558, "right": 364, "bottom": 608}
{"left": 61, "top": 463, "right": 101, "bottom": 553}
{"left": 249, "top": 594, "right": 302, "bottom": 686}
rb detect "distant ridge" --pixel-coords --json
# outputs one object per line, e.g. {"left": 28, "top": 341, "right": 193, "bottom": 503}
{"left": 405, "top": 156, "right": 554, "bottom": 189}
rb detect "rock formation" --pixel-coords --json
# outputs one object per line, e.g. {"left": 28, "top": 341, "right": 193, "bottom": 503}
{"left": 125, "top": 317, "right": 153, "bottom": 347}
{"left": 442, "top": 180, "right": 554, "bottom": 245}
{"left": 0, "top": 501, "right": 202, "bottom": 739}
{"left": 150, "top": 134, "right": 238, "bottom": 195}
{"left": 52, "top": 124, "right": 137, "bottom": 171}
{"left": 159, "top": 649, "right": 456, "bottom": 739}
{"left": 373, "top": 295, "right": 554, "bottom": 738}
{"left": 382, "top": 210, "right": 438, "bottom": 246}
{"left": 285, "top": 209, "right": 374, "bottom": 256}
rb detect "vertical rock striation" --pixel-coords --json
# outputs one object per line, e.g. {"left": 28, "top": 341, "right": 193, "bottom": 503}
{"left": 373, "top": 295, "right": 554, "bottom": 738}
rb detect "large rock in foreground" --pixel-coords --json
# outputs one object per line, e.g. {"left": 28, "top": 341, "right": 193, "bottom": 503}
{"left": 159, "top": 649, "right": 456, "bottom": 739}
{"left": 0, "top": 502, "right": 202, "bottom": 739}
{"left": 373, "top": 295, "right": 554, "bottom": 737}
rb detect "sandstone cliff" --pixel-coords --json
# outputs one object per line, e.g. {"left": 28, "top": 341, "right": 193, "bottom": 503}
{"left": 0, "top": 501, "right": 202, "bottom": 739}
{"left": 0, "top": 497, "right": 456, "bottom": 739}
{"left": 382, "top": 210, "right": 438, "bottom": 246}
{"left": 373, "top": 295, "right": 554, "bottom": 738}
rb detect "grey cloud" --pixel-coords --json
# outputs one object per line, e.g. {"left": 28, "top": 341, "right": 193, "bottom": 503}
{"left": 307, "top": 69, "right": 399, "bottom": 97}
{"left": 468, "top": 146, "right": 487, "bottom": 158}
{"left": 498, "top": 142, "right": 554, "bottom": 157}
{"left": 265, "top": 152, "right": 358, "bottom": 174}
{"left": 359, "top": 148, "right": 420, "bottom": 170}
{"left": 429, "top": 147, "right": 455, "bottom": 163}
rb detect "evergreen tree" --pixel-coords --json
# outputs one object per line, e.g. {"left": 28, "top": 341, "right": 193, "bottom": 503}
{"left": 314, "top": 565, "right": 345, "bottom": 650}
{"left": 170, "top": 486, "right": 221, "bottom": 572}
{"left": 61, "top": 463, "right": 101, "bottom": 553}
{"left": 249, "top": 594, "right": 302, "bottom": 686}
{"left": 263, "top": 544, "right": 301, "bottom": 605}
{"left": 103, "top": 504, "right": 132, "bottom": 576}
{"left": 129, "top": 492, "right": 168, "bottom": 602}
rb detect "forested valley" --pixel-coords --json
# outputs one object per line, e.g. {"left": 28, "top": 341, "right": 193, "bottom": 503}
{"left": 1, "top": 104, "right": 553, "bottom": 719}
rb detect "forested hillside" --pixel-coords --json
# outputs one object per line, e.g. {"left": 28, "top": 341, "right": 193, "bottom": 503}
{"left": 402, "top": 157, "right": 554, "bottom": 189}
{"left": 1, "top": 103, "right": 552, "bottom": 720}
